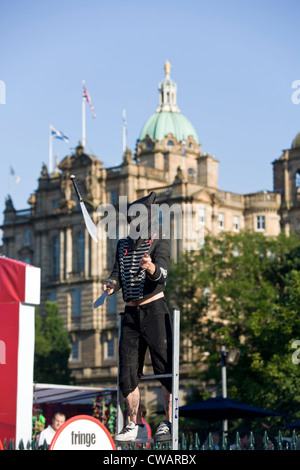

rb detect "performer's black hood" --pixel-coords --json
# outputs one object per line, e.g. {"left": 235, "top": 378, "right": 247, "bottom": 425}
{"left": 126, "top": 192, "right": 158, "bottom": 251}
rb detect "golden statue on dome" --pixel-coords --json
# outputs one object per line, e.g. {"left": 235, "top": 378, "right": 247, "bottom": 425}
{"left": 164, "top": 60, "right": 172, "bottom": 76}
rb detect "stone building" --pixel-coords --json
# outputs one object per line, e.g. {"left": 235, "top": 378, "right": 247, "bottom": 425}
{"left": 0, "top": 62, "right": 297, "bottom": 408}
{"left": 273, "top": 131, "right": 300, "bottom": 235}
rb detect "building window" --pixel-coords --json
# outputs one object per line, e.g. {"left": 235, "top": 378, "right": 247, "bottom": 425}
{"left": 52, "top": 200, "right": 59, "bottom": 210}
{"left": 218, "top": 213, "right": 225, "bottom": 229}
{"left": 295, "top": 171, "right": 300, "bottom": 188}
{"left": 24, "top": 230, "right": 31, "bottom": 246}
{"left": 257, "top": 215, "right": 266, "bottom": 231}
{"left": 71, "top": 288, "right": 82, "bottom": 317}
{"left": 233, "top": 215, "right": 240, "bottom": 232}
{"left": 51, "top": 235, "right": 60, "bottom": 277}
{"left": 71, "top": 341, "right": 79, "bottom": 361}
{"left": 198, "top": 206, "right": 205, "bottom": 225}
{"left": 73, "top": 231, "right": 85, "bottom": 272}
{"left": 106, "top": 339, "right": 115, "bottom": 359}
{"left": 47, "top": 292, "right": 57, "bottom": 302}
{"left": 110, "top": 190, "right": 119, "bottom": 206}
{"left": 159, "top": 210, "right": 162, "bottom": 227}
{"left": 146, "top": 141, "right": 153, "bottom": 149}
{"left": 107, "top": 236, "right": 118, "bottom": 269}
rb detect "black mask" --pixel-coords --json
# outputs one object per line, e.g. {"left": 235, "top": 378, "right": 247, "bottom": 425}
{"left": 126, "top": 192, "right": 158, "bottom": 251}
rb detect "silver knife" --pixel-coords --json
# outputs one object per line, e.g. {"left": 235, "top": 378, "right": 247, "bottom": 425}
{"left": 93, "top": 290, "right": 109, "bottom": 308}
{"left": 93, "top": 280, "right": 116, "bottom": 308}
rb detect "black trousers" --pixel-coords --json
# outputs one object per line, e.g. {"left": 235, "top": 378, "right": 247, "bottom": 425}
{"left": 119, "top": 297, "right": 173, "bottom": 398}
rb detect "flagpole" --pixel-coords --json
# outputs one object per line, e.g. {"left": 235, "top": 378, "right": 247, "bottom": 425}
{"left": 82, "top": 80, "right": 86, "bottom": 148}
{"left": 8, "top": 170, "right": 12, "bottom": 196}
{"left": 49, "top": 125, "right": 53, "bottom": 174}
{"left": 122, "top": 109, "right": 127, "bottom": 153}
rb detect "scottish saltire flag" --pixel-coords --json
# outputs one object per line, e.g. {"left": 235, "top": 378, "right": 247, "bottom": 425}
{"left": 82, "top": 82, "right": 96, "bottom": 118}
{"left": 10, "top": 166, "right": 20, "bottom": 184}
{"left": 50, "top": 125, "right": 70, "bottom": 142}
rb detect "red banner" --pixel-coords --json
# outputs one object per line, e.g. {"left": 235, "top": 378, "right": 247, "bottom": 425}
{"left": 0, "top": 304, "right": 19, "bottom": 443}
{"left": 0, "top": 258, "right": 26, "bottom": 303}
{"left": 0, "top": 257, "right": 40, "bottom": 446}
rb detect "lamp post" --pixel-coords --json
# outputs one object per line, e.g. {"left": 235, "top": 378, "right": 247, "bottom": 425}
{"left": 220, "top": 347, "right": 240, "bottom": 433}
{"left": 220, "top": 347, "right": 228, "bottom": 433}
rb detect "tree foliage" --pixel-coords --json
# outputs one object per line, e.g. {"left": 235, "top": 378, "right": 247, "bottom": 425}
{"left": 34, "top": 301, "right": 73, "bottom": 385}
{"left": 166, "top": 231, "right": 300, "bottom": 421}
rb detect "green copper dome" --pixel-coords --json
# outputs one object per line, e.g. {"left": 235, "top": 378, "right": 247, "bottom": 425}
{"left": 138, "top": 61, "right": 199, "bottom": 145}
{"left": 292, "top": 132, "right": 300, "bottom": 149}
{"left": 139, "top": 111, "right": 199, "bottom": 144}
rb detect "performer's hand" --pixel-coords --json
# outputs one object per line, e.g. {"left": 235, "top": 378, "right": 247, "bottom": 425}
{"left": 139, "top": 254, "right": 155, "bottom": 275}
{"left": 103, "top": 281, "right": 115, "bottom": 295}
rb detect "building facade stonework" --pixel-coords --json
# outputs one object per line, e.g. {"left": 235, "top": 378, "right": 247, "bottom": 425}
{"left": 0, "top": 64, "right": 298, "bottom": 404}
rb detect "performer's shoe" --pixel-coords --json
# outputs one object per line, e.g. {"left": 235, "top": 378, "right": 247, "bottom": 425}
{"left": 115, "top": 422, "right": 147, "bottom": 442}
{"left": 115, "top": 422, "right": 138, "bottom": 442}
{"left": 154, "top": 420, "right": 172, "bottom": 442}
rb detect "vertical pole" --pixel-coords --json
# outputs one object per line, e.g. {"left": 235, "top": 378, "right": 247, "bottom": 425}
{"left": 221, "top": 347, "right": 228, "bottom": 434}
{"left": 122, "top": 109, "right": 127, "bottom": 153}
{"left": 49, "top": 127, "right": 53, "bottom": 174}
{"left": 82, "top": 95, "right": 86, "bottom": 149}
{"left": 116, "top": 314, "right": 124, "bottom": 449}
{"left": 172, "top": 309, "right": 180, "bottom": 450}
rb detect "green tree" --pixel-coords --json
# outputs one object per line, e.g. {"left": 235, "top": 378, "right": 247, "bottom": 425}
{"left": 166, "top": 231, "right": 300, "bottom": 420}
{"left": 34, "top": 301, "right": 73, "bottom": 384}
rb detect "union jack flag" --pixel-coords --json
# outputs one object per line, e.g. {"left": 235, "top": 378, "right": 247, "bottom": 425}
{"left": 82, "top": 81, "right": 96, "bottom": 118}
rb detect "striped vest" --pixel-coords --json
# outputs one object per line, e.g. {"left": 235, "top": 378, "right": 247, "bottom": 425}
{"left": 118, "top": 237, "right": 155, "bottom": 301}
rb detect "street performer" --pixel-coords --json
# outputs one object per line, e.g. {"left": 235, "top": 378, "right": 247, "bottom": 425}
{"left": 103, "top": 192, "right": 172, "bottom": 443}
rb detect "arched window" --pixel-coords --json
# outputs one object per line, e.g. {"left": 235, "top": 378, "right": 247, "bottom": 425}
{"left": 295, "top": 170, "right": 300, "bottom": 188}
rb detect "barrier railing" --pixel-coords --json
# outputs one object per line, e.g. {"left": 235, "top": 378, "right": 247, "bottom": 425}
{"left": 1, "top": 429, "right": 298, "bottom": 450}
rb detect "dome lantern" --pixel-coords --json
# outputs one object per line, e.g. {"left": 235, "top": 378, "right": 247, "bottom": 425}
{"left": 156, "top": 60, "right": 180, "bottom": 113}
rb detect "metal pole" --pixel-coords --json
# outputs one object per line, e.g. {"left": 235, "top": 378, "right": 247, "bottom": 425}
{"left": 172, "top": 309, "right": 180, "bottom": 450}
{"left": 82, "top": 83, "right": 86, "bottom": 148}
{"left": 221, "top": 346, "right": 228, "bottom": 434}
{"left": 122, "top": 109, "right": 127, "bottom": 153}
{"left": 49, "top": 127, "right": 53, "bottom": 174}
{"left": 116, "top": 314, "right": 124, "bottom": 449}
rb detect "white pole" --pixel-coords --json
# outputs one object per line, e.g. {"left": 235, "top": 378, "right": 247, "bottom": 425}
{"left": 49, "top": 126, "right": 53, "bottom": 174}
{"left": 221, "top": 347, "right": 228, "bottom": 434}
{"left": 122, "top": 109, "right": 127, "bottom": 153}
{"left": 82, "top": 93, "right": 86, "bottom": 149}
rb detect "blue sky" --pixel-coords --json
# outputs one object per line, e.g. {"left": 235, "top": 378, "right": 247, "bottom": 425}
{"left": 1, "top": 0, "right": 300, "bottom": 227}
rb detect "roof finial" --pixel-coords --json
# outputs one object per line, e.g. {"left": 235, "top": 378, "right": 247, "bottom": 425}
{"left": 164, "top": 60, "right": 171, "bottom": 77}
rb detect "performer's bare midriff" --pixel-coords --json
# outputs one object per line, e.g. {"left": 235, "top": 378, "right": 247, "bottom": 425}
{"left": 126, "top": 291, "right": 164, "bottom": 306}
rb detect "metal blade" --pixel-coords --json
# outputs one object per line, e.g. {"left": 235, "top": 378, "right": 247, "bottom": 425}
{"left": 93, "top": 291, "right": 108, "bottom": 308}
{"left": 80, "top": 201, "right": 98, "bottom": 243}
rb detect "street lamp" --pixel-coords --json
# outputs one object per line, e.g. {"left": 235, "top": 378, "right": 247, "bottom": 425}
{"left": 220, "top": 346, "right": 240, "bottom": 433}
